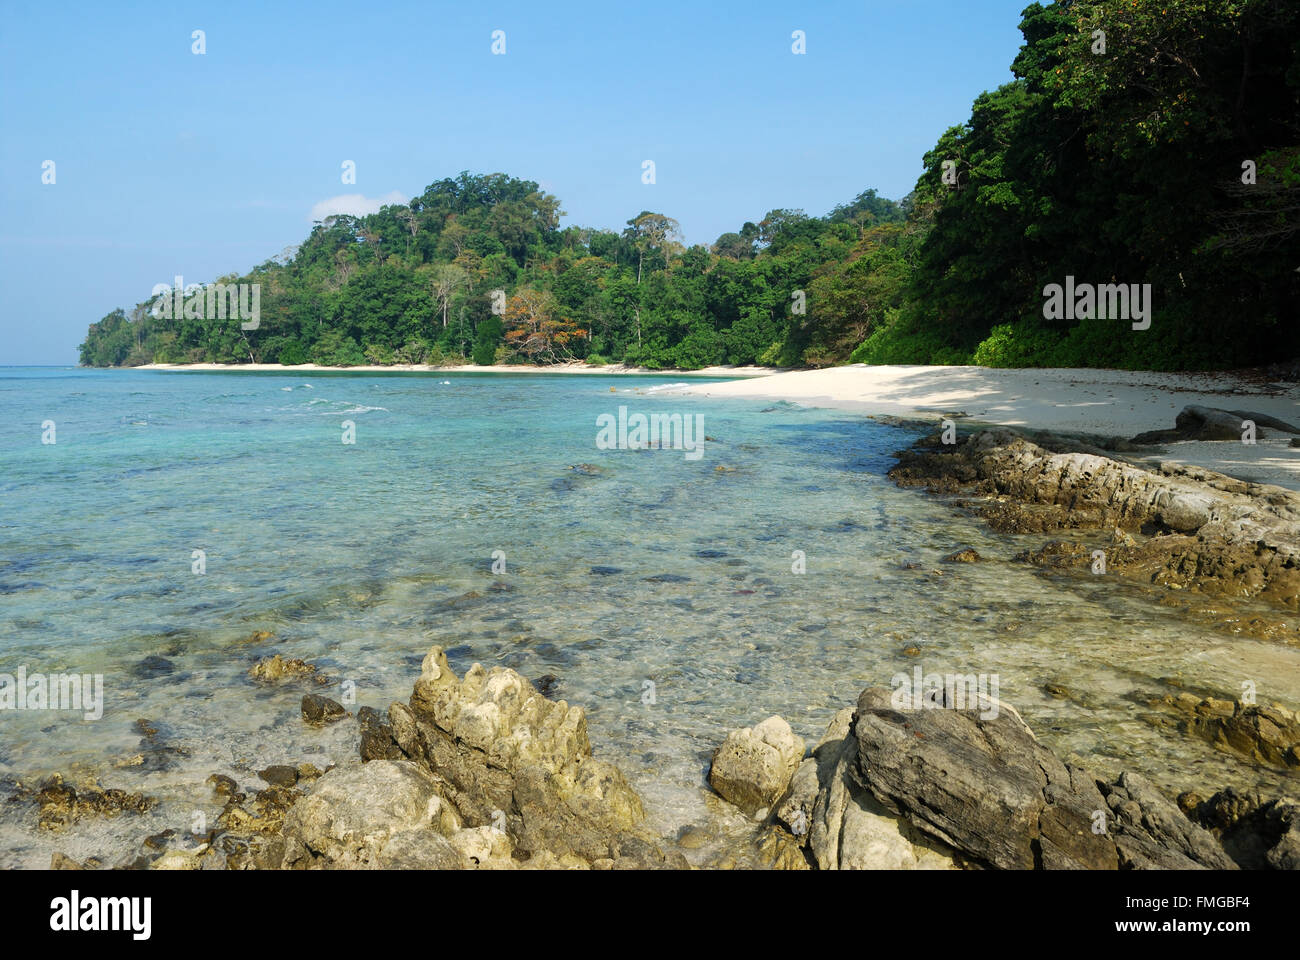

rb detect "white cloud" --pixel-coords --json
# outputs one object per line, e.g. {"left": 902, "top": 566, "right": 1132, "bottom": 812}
{"left": 309, "top": 190, "right": 408, "bottom": 222}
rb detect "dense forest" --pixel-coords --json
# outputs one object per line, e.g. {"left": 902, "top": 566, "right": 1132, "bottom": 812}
{"left": 82, "top": 0, "right": 1300, "bottom": 372}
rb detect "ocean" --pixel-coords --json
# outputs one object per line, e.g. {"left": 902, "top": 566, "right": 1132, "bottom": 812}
{"left": 1, "top": 367, "right": 1296, "bottom": 866}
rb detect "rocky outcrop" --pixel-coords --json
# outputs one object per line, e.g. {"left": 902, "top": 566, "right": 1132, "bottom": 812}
{"left": 890, "top": 429, "right": 1300, "bottom": 614}
{"left": 1131, "top": 405, "right": 1300, "bottom": 444}
{"left": 301, "top": 694, "right": 347, "bottom": 725}
{"left": 773, "top": 708, "right": 958, "bottom": 870}
{"left": 852, "top": 684, "right": 1236, "bottom": 869}
{"left": 708, "top": 716, "right": 805, "bottom": 817}
{"left": 272, "top": 645, "right": 686, "bottom": 870}
{"left": 715, "top": 683, "right": 1295, "bottom": 870}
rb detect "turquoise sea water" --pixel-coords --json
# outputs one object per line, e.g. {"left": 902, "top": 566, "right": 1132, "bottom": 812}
{"left": 1, "top": 367, "right": 1297, "bottom": 867}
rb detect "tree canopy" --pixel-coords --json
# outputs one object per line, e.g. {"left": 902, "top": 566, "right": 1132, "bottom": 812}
{"left": 82, "top": 2, "right": 1300, "bottom": 372}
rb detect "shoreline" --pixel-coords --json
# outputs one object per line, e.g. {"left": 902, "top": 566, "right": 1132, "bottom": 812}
{"left": 676, "top": 364, "right": 1300, "bottom": 491}
{"left": 133, "top": 361, "right": 779, "bottom": 378}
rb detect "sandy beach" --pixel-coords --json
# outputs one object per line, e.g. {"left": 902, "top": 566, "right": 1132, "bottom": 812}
{"left": 137, "top": 361, "right": 777, "bottom": 378}
{"left": 677, "top": 364, "right": 1300, "bottom": 490}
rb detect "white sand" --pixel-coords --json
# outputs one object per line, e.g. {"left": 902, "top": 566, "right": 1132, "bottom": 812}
{"left": 137, "top": 361, "right": 775, "bottom": 377}
{"left": 678, "top": 364, "right": 1300, "bottom": 490}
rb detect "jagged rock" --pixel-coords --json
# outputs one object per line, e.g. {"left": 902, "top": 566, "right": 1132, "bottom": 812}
{"left": 756, "top": 826, "right": 810, "bottom": 870}
{"left": 891, "top": 429, "right": 1300, "bottom": 613}
{"left": 708, "top": 716, "right": 805, "bottom": 816}
{"left": 301, "top": 694, "right": 346, "bottom": 725}
{"left": 1182, "top": 787, "right": 1300, "bottom": 869}
{"left": 852, "top": 686, "right": 1233, "bottom": 870}
{"left": 50, "top": 852, "right": 83, "bottom": 870}
{"left": 217, "top": 784, "right": 300, "bottom": 839}
{"left": 1098, "top": 773, "right": 1236, "bottom": 869}
{"left": 399, "top": 646, "right": 683, "bottom": 868}
{"left": 941, "top": 547, "right": 982, "bottom": 563}
{"left": 358, "top": 705, "right": 403, "bottom": 760}
{"left": 25, "top": 774, "right": 157, "bottom": 831}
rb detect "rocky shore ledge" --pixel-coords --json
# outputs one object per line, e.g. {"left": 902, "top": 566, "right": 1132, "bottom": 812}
{"left": 37, "top": 639, "right": 1296, "bottom": 870}
{"left": 891, "top": 426, "right": 1300, "bottom": 644}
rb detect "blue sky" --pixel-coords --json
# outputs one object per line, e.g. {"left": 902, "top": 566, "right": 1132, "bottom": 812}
{"left": 0, "top": 0, "right": 1031, "bottom": 364}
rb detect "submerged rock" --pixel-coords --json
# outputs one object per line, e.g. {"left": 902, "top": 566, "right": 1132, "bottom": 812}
{"left": 249, "top": 654, "right": 323, "bottom": 684}
{"left": 22, "top": 774, "right": 157, "bottom": 831}
{"left": 1158, "top": 695, "right": 1300, "bottom": 768}
{"left": 131, "top": 655, "right": 175, "bottom": 679}
{"left": 301, "top": 694, "right": 347, "bottom": 725}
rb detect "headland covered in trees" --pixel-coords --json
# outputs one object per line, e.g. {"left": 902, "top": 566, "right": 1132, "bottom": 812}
{"left": 80, "top": 1, "right": 1299, "bottom": 373}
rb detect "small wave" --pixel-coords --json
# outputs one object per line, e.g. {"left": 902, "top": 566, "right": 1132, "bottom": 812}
{"left": 326, "top": 404, "right": 389, "bottom": 415}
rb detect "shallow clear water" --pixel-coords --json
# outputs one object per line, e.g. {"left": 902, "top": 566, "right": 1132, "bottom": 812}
{"left": 1, "top": 367, "right": 1296, "bottom": 867}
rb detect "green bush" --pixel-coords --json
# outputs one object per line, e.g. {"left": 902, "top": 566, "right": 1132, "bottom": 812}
{"left": 850, "top": 308, "right": 971, "bottom": 365}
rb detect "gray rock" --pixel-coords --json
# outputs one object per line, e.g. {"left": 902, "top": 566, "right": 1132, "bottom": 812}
{"left": 853, "top": 685, "right": 1232, "bottom": 870}
{"left": 804, "top": 709, "right": 956, "bottom": 870}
